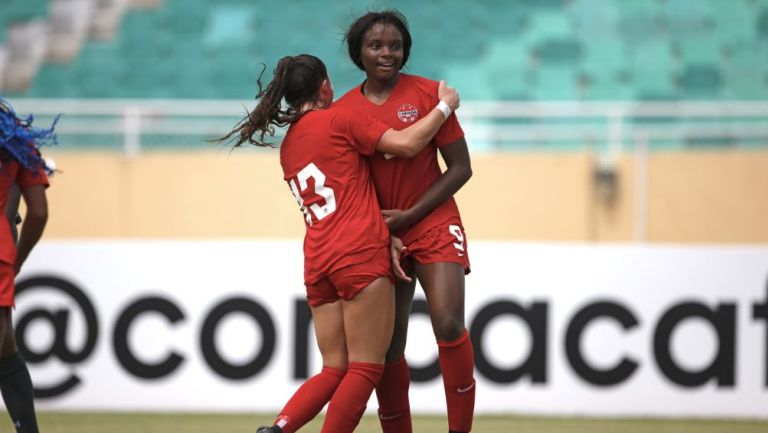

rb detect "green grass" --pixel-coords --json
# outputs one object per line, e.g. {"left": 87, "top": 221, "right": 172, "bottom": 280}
{"left": 1, "top": 413, "right": 766, "bottom": 433}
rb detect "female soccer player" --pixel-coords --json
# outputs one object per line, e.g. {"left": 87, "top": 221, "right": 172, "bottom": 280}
{"left": 337, "top": 10, "right": 475, "bottom": 433}
{"left": 0, "top": 99, "right": 55, "bottom": 433}
{"left": 217, "top": 54, "right": 459, "bottom": 433}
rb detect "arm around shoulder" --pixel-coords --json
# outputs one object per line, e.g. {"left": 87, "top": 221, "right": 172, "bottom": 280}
{"left": 375, "top": 80, "right": 460, "bottom": 158}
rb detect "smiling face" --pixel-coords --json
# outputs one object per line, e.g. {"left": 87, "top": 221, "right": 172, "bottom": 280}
{"left": 359, "top": 22, "right": 404, "bottom": 85}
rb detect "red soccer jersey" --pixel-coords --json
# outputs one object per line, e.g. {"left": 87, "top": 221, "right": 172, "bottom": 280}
{"left": 0, "top": 158, "right": 49, "bottom": 265}
{"left": 334, "top": 73, "right": 465, "bottom": 245}
{"left": 280, "top": 107, "right": 391, "bottom": 285}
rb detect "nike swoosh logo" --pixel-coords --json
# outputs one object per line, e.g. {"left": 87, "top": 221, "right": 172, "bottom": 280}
{"left": 456, "top": 382, "right": 475, "bottom": 393}
{"left": 379, "top": 413, "right": 402, "bottom": 421}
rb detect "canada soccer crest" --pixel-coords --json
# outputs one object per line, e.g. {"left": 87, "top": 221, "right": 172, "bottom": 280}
{"left": 397, "top": 103, "right": 419, "bottom": 123}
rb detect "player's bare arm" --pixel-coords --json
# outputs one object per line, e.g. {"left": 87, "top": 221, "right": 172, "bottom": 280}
{"left": 382, "top": 137, "right": 472, "bottom": 233}
{"left": 14, "top": 185, "right": 48, "bottom": 275}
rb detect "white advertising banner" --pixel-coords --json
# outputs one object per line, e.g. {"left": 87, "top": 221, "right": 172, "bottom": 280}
{"left": 11, "top": 241, "right": 768, "bottom": 417}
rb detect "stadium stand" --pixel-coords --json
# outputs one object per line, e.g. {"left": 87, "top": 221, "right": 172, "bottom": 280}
{"left": 1, "top": 0, "right": 767, "bottom": 100}
{"left": 1, "top": 0, "right": 767, "bottom": 152}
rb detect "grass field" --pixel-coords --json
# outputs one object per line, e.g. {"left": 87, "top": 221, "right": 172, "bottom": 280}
{"left": 2, "top": 413, "right": 766, "bottom": 433}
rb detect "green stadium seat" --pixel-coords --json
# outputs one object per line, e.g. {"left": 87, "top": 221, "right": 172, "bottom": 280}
{"left": 710, "top": 0, "right": 755, "bottom": 47}
{"left": 534, "top": 38, "right": 582, "bottom": 65}
{"left": 26, "top": 65, "right": 80, "bottom": 98}
{"left": 616, "top": 0, "right": 662, "bottom": 16}
{"left": 584, "top": 71, "right": 635, "bottom": 100}
{"left": 487, "top": 65, "right": 531, "bottom": 100}
{"left": 677, "top": 65, "right": 723, "bottom": 99}
{"left": 723, "top": 42, "right": 768, "bottom": 99}
{"left": 489, "top": 37, "right": 531, "bottom": 66}
{"left": 203, "top": 4, "right": 256, "bottom": 49}
{"left": 533, "top": 66, "right": 578, "bottom": 99}
{"left": 444, "top": 64, "right": 498, "bottom": 100}
{"left": 474, "top": 3, "right": 527, "bottom": 36}
{"left": 758, "top": 8, "right": 768, "bottom": 39}
{"left": 663, "top": 0, "right": 714, "bottom": 38}
{"left": 524, "top": 11, "right": 573, "bottom": 43}
{"left": 522, "top": 0, "right": 566, "bottom": 9}
{"left": 568, "top": 0, "right": 619, "bottom": 38}
{"left": 579, "top": 38, "right": 627, "bottom": 72}
{"left": 673, "top": 33, "right": 724, "bottom": 64}
{"left": 629, "top": 39, "right": 676, "bottom": 99}
{"left": 617, "top": 0, "right": 663, "bottom": 44}
{"left": 6, "top": 0, "right": 48, "bottom": 22}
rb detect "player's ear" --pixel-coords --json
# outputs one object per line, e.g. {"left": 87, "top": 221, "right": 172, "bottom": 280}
{"left": 320, "top": 79, "right": 334, "bottom": 105}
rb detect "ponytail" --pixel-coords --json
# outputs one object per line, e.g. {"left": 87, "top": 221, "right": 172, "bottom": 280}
{"left": 215, "top": 54, "right": 329, "bottom": 147}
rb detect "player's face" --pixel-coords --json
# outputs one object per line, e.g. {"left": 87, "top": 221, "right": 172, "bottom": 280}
{"left": 360, "top": 22, "right": 404, "bottom": 83}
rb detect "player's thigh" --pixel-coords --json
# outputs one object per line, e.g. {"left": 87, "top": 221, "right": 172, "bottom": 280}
{"left": 386, "top": 274, "right": 417, "bottom": 362}
{"left": 342, "top": 276, "right": 395, "bottom": 364}
{"left": 414, "top": 261, "right": 466, "bottom": 341}
{"left": 311, "top": 300, "right": 347, "bottom": 370}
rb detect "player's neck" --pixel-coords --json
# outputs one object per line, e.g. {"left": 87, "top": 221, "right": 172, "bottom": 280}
{"left": 363, "top": 73, "right": 400, "bottom": 103}
{"left": 299, "top": 100, "right": 328, "bottom": 113}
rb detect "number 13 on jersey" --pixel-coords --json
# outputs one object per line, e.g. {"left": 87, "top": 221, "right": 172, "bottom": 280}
{"left": 288, "top": 162, "right": 337, "bottom": 225}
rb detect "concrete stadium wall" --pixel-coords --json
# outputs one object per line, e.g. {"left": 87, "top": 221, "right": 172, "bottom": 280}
{"left": 38, "top": 150, "right": 768, "bottom": 243}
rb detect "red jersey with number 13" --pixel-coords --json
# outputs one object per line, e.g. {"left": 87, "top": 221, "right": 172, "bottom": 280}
{"left": 280, "top": 107, "right": 391, "bottom": 285}
{"left": 335, "top": 73, "right": 465, "bottom": 245}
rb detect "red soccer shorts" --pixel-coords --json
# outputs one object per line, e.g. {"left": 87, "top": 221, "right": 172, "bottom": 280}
{"left": 0, "top": 262, "right": 15, "bottom": 307}
{"left": 404, "top": 218, "right": 471, "bottom": 274}
{"left": 306, "top": 247, "right": 394, "bottom": 307}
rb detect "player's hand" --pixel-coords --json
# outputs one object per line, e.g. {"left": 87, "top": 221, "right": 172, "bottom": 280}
{"left": 390, "top": 236, "right": 411, "bottom": 282}
{"left": 382, "top": 208, "right": 412, "bottom": 233}
{"left": 438, "top": 80, "right": 460, "bottom": 111}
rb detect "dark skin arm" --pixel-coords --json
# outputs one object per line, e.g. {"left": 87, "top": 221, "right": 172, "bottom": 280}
{"left": 4, "top": 184, "right": 21, "bottom": 243}
{"left": 382, "top": 136, "right": 472, "bottom": 234}
{"left": 14, "top": 184, "right": 48, "bottom": 275}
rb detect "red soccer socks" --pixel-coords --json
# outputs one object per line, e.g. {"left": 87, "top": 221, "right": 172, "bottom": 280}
{"left": 321, "top": 361, "right": 384, "bottom": 433}
{"left": 273, "top": 366, "right": 345, "bottom": 433}
{"left": 375, "top": 357, "right": 413, "bottom": 433}
{"left": 438, "top": 330, "right": 476, "bottom": 433}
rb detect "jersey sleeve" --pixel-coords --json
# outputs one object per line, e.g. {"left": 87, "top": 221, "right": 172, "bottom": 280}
{"left": 433, "top": 112, "right": 464, "bottom": 148}
{"left": 15, "top": 164, "right": 49, "bottom": 189}
{"left": 335, "top": 108, "right": 390, "bottom": 156}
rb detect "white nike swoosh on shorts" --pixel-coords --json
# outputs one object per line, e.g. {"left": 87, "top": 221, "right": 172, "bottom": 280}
{"left": 456, "top": 382, "right": 475, "bottom": 393}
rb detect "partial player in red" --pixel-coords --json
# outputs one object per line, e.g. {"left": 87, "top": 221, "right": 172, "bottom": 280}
{"left": 337, "top": 10, "right": 475, "bottom": 433}
{"left": 216, "top": 54, "right": 459, "bottom": 433}
{"left": 0, "top": 99, "right": 56, "bottom": 433}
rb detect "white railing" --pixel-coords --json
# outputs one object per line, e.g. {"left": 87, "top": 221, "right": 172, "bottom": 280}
{"left": 9, "top": 99, "right": 768, "bottom": 156}
{"left": 9, "top": 98, "right": 768, "bottom": 242}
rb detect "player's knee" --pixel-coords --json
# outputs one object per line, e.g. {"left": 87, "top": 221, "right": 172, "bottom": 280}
{"left": 433, "top": 318, "right": 465, "bottom": 342}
